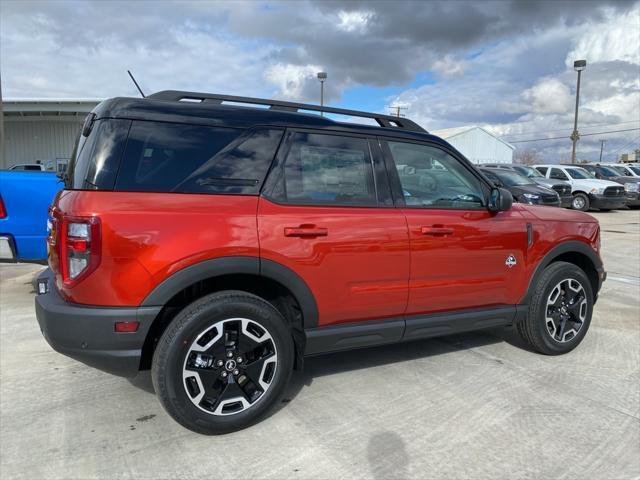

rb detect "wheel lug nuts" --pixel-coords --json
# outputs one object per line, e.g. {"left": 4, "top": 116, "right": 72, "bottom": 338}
{"left": 233, "top": 369, "right": 240, "bottom": 375}
{"left": 221, "top": 371, "right": 228, "bottom": 378}
{"left": 226, "top": 351, "right": 233, "bottom": 358}
{"left": 237, "top": 357, "right": 243, "bottom": 363}
{"left": 216, "top": 360, "right": 224, "bottom": 367}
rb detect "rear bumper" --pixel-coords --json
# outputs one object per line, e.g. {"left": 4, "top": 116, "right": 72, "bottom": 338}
{"left": 34, "top": 269, "right": 161, "bottom": 377}
{"left": 588, "top": 194, "right": 626, "bottom": 210}
{"left": 0, "top": 236, "right": 16, "bottom": 261}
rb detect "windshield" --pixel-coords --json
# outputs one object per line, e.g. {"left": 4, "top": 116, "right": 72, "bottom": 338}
{"left": 512, "top": 165, "right": 543, "bottom": 178}
{"left": 610, "top": 165, "right": 628, "bottom": 175}
{"left": 631, "top": 166, "right": 640, "bottom": 175}
{"left": 490, "top": 169, "right": 534, "bottom": 186}
{"left": 565, "top": 167, "right": 593, "bottom": 180}
{"left": 597, "top": 165, "right": 620, "bottom": 177}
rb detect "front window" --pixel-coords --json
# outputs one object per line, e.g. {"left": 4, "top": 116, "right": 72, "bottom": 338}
{"left": 596, "top": 165, "right": 620, "bottom": 177}
{"left": 490, "top": 169, "right": 534, "bottom": 186}
{"left": 513, "top": 165, "right": 543, "bottom": 178}
{"left": 565, "top": 167, "right": 594, "bottom": 180}
{"left": 386, "top": 141, "right": 485, "bottom": 208}
{"left": 631, "top": 166, "right": 640, "bottom": 176}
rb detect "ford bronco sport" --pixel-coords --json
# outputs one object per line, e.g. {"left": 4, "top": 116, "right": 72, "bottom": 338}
{"left": 35, "top": 91, "right": 606, "bottom": 434}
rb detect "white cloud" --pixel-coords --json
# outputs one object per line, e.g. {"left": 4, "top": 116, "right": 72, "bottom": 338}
{"left": 337, "top": 10, "right": 374, "bottom": 33}
{"left": 522, "top": 78, "right": 572, "bottom": 114}
{"left": 431, "top": 55, "right": 468, "bottom": 78}
{"left": 264, "top": 63, "right": 323, "bottom": 100}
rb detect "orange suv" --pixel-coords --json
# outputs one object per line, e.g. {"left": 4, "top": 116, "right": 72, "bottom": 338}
{"left": 36, "top": 91, "right": 606, "bottom": 433}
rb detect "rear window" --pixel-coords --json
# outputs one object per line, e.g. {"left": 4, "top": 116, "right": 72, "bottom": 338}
{"left": 115, "top": 122, "right": 282, "bottom": 194}
{"left": 66, "top": 119, "right": 131, "bottom": 190}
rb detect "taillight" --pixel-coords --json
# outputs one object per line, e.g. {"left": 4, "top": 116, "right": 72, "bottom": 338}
{"left": 60, "top": 215, "right": 101, "bottom": 286}
{"left": 0, "top": 194, "right": 6, "bottom": 218}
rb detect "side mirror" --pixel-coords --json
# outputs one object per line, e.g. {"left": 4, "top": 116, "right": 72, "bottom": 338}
{"left": 488, "top": 187, "right": 513, "bottom": 212}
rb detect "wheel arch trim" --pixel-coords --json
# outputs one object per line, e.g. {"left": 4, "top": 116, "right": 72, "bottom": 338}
{"left": 521, "top": 240, "right": 603, "bottom": 305}
{"left": 140, "top": 255, "right": 319, "bottom": 328}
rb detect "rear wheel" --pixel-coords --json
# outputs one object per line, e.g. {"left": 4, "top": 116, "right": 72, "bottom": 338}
{"left": 571, "top": 193, "right": 589, "bottom": 211}
{"left": 152, "top": 291, "right": 294, "bottom": 434}
{"left": 517, "top": 262, "right": 593, "bottom": 355}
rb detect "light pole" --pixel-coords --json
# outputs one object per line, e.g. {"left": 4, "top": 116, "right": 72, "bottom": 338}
{"left": 317, "top": 71, "right": 327, "bottom": 116}
{"left": 570, "top": 59, "right": 586, "bottom": 164}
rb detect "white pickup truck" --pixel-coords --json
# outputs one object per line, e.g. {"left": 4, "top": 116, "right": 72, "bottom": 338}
{"left": 533, "top": 164, "right": 626, "bottom": 211}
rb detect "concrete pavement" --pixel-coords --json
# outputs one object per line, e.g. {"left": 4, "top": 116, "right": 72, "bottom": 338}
{"left": 1, "top": 210, "right": 638, "bottom": 479}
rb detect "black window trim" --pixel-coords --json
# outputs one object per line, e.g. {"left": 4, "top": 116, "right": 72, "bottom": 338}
{"left": 377, "top": 136, "right": 492, "bottom": 210}
{"left": 261, "top": 127, "right": 392, "bottom": 209}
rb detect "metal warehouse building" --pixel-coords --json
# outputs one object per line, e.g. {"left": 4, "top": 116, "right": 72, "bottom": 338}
{"left": 432, "top": 125, "right": 515, "bottom": 164}
{"left": 1, "top": 99, "right": 100, "bottom": 170}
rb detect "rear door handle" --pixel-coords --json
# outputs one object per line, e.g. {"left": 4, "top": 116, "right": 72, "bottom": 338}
{"left": 420, "top": 226, "right": 454, "bottom": 236}
{"left": 284, "top": 226, "right": 328, "bottom": 238}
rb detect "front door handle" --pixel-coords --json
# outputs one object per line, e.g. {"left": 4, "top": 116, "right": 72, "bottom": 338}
{"left": 284, "top": 226, "right": 328, "bottom": 238}
{"left": 420, "top": 225, "right": 454, "bottom": 236}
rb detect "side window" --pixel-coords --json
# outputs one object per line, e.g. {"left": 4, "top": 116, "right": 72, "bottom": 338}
{"left": 386, "top": 141, "right": 485, "bottom": 208}
{"left": 271, "top": 132, "right": 377, "bottom": 206}
{"left": 536, "top": 166, "right": 548, "bottom": 175}
{"left": 481, "top": 170, "right": 501, "bottom": 185}
{"left": 115, "top": 121, "right": 247, "bottom": 193}
{"left": 550, "top": 168, "right": 569, "bottom": 180}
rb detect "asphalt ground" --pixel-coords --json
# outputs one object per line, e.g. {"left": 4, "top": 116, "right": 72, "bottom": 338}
{"left": 1, "top": 209, "right": 638, "bottom": 479}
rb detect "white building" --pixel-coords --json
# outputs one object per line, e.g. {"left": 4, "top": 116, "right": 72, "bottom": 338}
{"left": 1, "top": 99, "right": 101, "bottom": 170}
{"left": 431, "top": 125, "right": 515, "bottom": 165}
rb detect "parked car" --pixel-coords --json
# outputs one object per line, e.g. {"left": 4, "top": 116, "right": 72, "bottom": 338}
{"left": 0, "top": 170, "right": 62, "bottom": 261}
{"left": 481, "top": 163, "right": 572, "bottom": 207}
{"left": 8, "top": 163, "right": 46, "bottom": 171}
{"left": 580, "top": 164, "right": 640, "bottom": 208}
{"left": 610, "top": 164, "right": 640, "bottom": 178}
{"left": 533, "top": 164, "right": 626, "bottom": 211}
{"left": 36, "top": 91, "right": 606, "bottom": 434}
{"left": 479, "top": 167, "right": 560, "bottom": 207}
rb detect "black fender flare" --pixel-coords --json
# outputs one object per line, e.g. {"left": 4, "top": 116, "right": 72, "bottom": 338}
{"left": 141, "top": 255, "right": 319, "bottom": 329}
{"left": 521, "top": 240, "right": 603, "bottom": 305}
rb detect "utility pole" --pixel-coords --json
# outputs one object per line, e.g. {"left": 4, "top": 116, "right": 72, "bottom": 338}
{"left": 599, "top": 139, "right": 605, "bottom": 163}
{"left": 388, "top": 104, "right": 408, "bottom": 118}
{"left": 570, "top": 60, "right": 587, "bottom": 164}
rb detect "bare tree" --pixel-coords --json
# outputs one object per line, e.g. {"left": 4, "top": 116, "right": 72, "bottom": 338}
{"left": 515, "top": 149, "right": 539, "bottom": 165}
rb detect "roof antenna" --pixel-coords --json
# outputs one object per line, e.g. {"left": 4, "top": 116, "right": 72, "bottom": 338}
{"left": 127, "top": 70, "right": 146, "bottom": 98}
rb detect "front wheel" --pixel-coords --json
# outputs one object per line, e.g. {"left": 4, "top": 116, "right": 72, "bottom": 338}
{"left": 571, "top": 193, "right": 590, "bottom": 211}
{"left": 516, "top": 261, "right": 594, "bottom": 355}
{"left": 152, "top": 291, "right": 294, "bottom": 434}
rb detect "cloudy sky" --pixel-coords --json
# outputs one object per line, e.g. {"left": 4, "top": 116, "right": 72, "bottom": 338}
{"left": 1, "top": 0, "right": 639, "bottom": 161}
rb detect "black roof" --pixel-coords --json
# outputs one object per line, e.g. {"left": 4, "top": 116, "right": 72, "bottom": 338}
{"left": 92, "top": 91, "right": 451, "bottom": 146}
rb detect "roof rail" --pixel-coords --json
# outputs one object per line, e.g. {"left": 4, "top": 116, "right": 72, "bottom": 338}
{"left": 147, "top": 90, "right": 427, "bottom": 133}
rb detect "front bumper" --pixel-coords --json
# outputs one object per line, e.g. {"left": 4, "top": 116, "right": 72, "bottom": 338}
{"left": 588, "top": 194, "right": 626, "bottom": 210}
{"left": 34, "top": 269, "right": 161, "bottom": 377}
{"left": 624, "top": 191, "right": 640, "bottom": 206}
{"left": 560, "top": 195, "right": 573, "bottom": 208}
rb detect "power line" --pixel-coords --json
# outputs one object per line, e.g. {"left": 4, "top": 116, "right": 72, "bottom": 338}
{"left": 607, "top": 134, "right": 640, "bottom": 158}
{"left": 508, "top": 127, "right": 640, "bottom": 144}
{"left": 502, "top": 119, "right": 640, "bottom": 139}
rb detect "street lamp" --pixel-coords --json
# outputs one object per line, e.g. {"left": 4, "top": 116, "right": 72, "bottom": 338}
{"left": 317, "top": 71, "right": 327, "bottom": 116}
{"left": 570, "top": 59, "right": 587, "bottom": 164}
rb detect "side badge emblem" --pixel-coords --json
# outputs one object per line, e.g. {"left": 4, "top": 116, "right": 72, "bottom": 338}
{"left": 505, "top": 255, "right": 517, "bottom": 268}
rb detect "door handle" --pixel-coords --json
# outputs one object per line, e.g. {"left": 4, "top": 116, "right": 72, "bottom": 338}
{"left": 420, "top": 226, "right": 454, "bottom": 236}
{"left": 284, "top": 226, "right": 328, "bottom": 238}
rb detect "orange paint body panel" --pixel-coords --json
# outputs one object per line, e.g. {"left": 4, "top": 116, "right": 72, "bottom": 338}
{"left": 51, "top": 191, "right": 260, "bottom": 306}
{"left": 257, "top": 198, "right": 410, "bottom": 326}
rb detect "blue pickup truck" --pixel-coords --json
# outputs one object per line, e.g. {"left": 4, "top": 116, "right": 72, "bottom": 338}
{"left": 0, "top": 171, "right": 62, "bottom": 262}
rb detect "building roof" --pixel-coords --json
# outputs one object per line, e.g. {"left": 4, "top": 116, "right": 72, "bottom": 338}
{"left": 3, "top": 99, "right": 102, "bottom": 117}
{"left": 432, "top": 125, "right": 515, "bottom": 150}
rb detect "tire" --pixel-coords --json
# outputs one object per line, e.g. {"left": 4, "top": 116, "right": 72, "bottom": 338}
{"left": 152, "top": 291, "right": 294, "bottom": 434}
{"left": 516, "top": 261, "right": 594, "bottom": 355}
{"left": 571, "top": 193, "right": 590, "bottom": 211}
